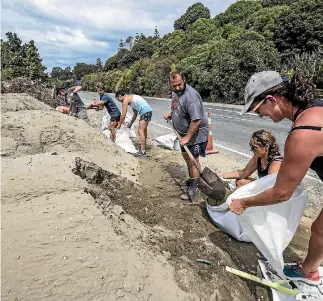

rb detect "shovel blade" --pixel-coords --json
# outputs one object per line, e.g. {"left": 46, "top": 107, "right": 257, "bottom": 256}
{"left": 196, "top": 167, "right": 226, "bottom": 202}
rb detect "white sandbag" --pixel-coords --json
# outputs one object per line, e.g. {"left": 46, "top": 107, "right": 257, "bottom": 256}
{"left": 207, "top": 173, "right": 308, "bottom": 278}
{"left": 124, "top": 112, "right": 137, "bottom": 138}
{"left": 206, "top": 205, "right": 252, "bottom": 242}
{"left": 101, "top": 115, "right": 138, "bottom": 154}
{"left": 101, "top": 113, "right": 137, "bottom": 138}
{"left": 156, "top": 134, "right": 179, "bottom": 150}
{"left": 102, "top": 128, "right": 138, "bottom": 154}
{"left": 101, "top": 114, "right": 109, "bottom": 131}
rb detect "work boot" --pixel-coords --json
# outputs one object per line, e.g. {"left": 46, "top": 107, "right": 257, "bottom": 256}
{"left": 181, "top": 178, "right": 198, "bottom": 201}
{"left": 183, "top": 178, "right": 190, "bottom": 187}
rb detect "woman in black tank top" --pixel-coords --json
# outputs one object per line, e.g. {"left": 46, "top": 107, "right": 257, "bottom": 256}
{"left": 231, "top": 71, "right": 323, "bottom": 284}
{"left": 219, "top": 129, "right": 283, "bottom": 189}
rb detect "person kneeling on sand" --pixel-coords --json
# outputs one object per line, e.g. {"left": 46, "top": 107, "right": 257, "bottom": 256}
{"left": 164, "top": 71, "right": 209, "bottom": 201}
{"left": 88, "top": 82, "right": 121, "bottom": 142}
{"left": 56, "top": 84, "right": 89, "bottom": 122}
{"left": 218, "top": 129, "right": 282, "bottom": 189}
{"left": 115, "top": 90, "right": 153, "bottom": 157}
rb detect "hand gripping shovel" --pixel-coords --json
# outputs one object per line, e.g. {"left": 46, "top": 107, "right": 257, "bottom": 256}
{"left": 167, "top": 120, "right": 226, "bottom": 202}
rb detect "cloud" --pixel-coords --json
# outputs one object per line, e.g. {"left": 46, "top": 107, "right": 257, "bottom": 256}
{"left": 1, "top": 0, "right": 236, "bottom": 71}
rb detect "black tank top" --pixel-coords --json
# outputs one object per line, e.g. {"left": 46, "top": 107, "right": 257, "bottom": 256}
{"left": 257, "top": 156, "right": 283, "bottom": 178}
{"left": 290, "top": 98, "right": 323, "bottom": 181}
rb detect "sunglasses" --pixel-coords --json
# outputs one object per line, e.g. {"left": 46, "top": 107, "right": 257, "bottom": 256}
{"left": 252, "top": 98, "right": 266, "bottom": 114}
{"left": 249, "top": 144, "right": 259, "bottom": 152}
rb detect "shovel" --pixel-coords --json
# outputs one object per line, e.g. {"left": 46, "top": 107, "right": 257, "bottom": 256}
{"left": 167, "top": 120, "right": 226, "bottom": 202}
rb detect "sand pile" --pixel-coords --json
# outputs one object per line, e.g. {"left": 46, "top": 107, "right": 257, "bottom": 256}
{"left": 1, "top": 93, "right": 139, "bottom": 181}
{"left": 1, "top": 94, "right": 201, "bottom": 301}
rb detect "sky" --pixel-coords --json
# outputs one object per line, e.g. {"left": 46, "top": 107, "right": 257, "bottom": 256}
{"left": 1, "top": 0, "right": 236, "bottom": 72}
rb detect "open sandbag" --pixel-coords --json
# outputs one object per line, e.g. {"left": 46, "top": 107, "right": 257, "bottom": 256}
{"left": 207, "top": 173, "right": 308, "bottom": 278}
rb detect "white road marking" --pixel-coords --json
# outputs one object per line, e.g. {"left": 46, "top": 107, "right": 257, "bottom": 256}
{"left": 213, "top": 143, "right": 252, "bottom": 158}
{"left": 213, "top": 114, "right": 254, "bottom": 122}
{"left": 205, "top": 107, "right": 240, "bottom": 114}
{"left": 150, "top": 121, "right": 172, "bottom": 130}
{"left": 150, "top": 121, "right": 321, "bottom": 183}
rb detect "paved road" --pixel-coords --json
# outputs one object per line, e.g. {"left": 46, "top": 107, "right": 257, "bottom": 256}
{"left": 79, "top": 91, "right": 320, "bottom": 182}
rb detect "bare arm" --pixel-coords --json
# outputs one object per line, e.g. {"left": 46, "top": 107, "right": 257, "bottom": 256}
{"left": 71, "top": 85, "right": 82, "bottom": 94}
{"left": 220, "top": 156, "right": 258, "bottom": 179}
{"left": 118, "top": 96, "right": 132, "bottom": 126}
{"left": 267, "top": 160, "right": 282, "bottom": 175}
{"left": 185, "top": 119, "right": 200, "bottom": 141}
{"left": 129, "top": 109, "right": 138, "bottom": 127}
{"left": 164, "top": 113, "right": 172, "bottom": 120}
{"left": 91, "top": 101, "right": 105, "bottom": 107}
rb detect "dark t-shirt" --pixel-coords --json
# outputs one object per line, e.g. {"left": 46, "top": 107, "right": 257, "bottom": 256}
{"left": 171, "top": 84, "right": 208, "bottom": 145}
{"left": 100, "top": 93, "right": 121, "bottom": 117}
{"left": 66, "top": 86, "right": 84, "bottom": 106}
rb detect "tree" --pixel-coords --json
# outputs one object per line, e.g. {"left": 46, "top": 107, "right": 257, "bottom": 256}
{"left": 273, "top": 0, "right": 323, "bottom": 60}
{"left": 50, "top": 67, "right": 63, "bottom": 79}
{"left": 104, "top": 54, "right": 118, "bottom": 71}
{"left": 154, "top": 26, "right": 160, "bottom": 39}
{"left": 50, "top": 66, "right": 73, "bottom": 80}
{"left": 24, "top": 40, "right": 46, "bottom": 79}
{"left": 73, "top": 62, "right": 97, "bottom": 79}
{"left": 104, "top": 48, "right": 131, "bottom": 71}
{"left": 246, "top": 5, "right": 289, "bottom": 40}
{"left": 134, "top": 33, "right": 140, "bottom": 44}
{"left": 131, "top": 41, "right": 154, "bottom": 59}
{"left": 214, "top": 0, "right": 262, "bottom": 27}
{"left": 262, "top": 0, "right": 298, "bottom": 7}
{"left": 174, "top": 2, "right": 211, "bottom": 31}
{"left": 96, "top": 58, "right": 103, "bottom": 72}
{"left": 1, "top": 32, "right": 46, "bottom": 80}
{"left": 62, "top": 66, "right": 73, "bottom": 80}
{"left": 157, "top": 30, "right": 186, "bottom": 56}
{"left": 281, "top": 48, "right": 323, "bottom": 89}
{"left": 119, "top": 39, "right": 125, "bottom": 48}
{"left": 125, "top": 36, "right": 134, "bottom": 49}
{"left": 185, "top": 18, "right": 219, "bottom": 47}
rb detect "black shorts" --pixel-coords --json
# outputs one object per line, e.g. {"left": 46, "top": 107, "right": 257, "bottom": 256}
{"left": 110, "top": 115, "right": 121, "bottom": 122}
{"left": 140, "top": 111, "right": 152, "bottom": 121}
{"left": 181, "top": 141, "right": 207, "bottom": 157}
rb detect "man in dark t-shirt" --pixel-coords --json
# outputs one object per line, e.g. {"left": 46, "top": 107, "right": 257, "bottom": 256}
{"left": 89, "top": 82, "right": 121, "bottom": 142}
{"left": 56, "top": 84, "right": 89, "bottom": 121}
{"left": 164, "top": 71, "right": 209, "bottom": 201}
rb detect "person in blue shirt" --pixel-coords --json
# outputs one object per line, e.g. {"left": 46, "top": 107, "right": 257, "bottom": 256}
{"left": 89, "top": 82, "right": 121, "bottom": 142}
{"left": 115, "top": 90, "right": 153, "bottom": 157}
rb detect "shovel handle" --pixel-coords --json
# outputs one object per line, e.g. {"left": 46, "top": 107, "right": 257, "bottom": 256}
{"left": 167, "top": 120, "right": 203, "bottom": 174}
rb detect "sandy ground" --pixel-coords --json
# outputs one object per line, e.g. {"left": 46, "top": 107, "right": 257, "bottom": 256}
{"left": 1, "top": 93, "right": 314, "bottom": 301}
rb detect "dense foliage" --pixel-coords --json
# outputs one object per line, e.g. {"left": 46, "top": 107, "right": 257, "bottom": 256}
{"left": 81, "top": 0, "right": 322, "bottom": 104}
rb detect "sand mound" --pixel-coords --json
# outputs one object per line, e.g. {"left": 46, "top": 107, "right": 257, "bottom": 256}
{"left": 1, "top": 99, "right": 139, "bottom": 180}
{"left": 1, "top": 95, "right": 202, "bottom": 301}
{"left": 1, "top": 93, "right": 53, "bottom": 112}
{"left": 2, "top": 181, "right": 201, "bottom": 301}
